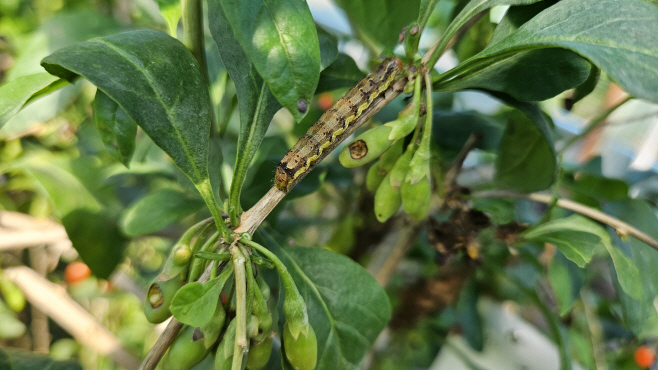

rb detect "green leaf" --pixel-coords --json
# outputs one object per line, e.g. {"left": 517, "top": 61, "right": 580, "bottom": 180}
{"left": 207, "top": 0, "right": 282, "bottom": 225}
{"left": 261, "top": 231, "right": 391, "bottom": 370}
{"left": 218, "top": 0, "right": 321, "bottom": 122}
{"left": 0, "top": 347, "right": 82, "bottom": 370}
{"left": 425, "top": 0, "right": 544, "bottom": 67}
{"left": 604, "top": 200, "right": 658, "bottom": 335}
{"left": 522, "top": 215, "right": 604, "bottom": 268}
{"left": 334, "top": 0, "right": 420, "bottom": 51}
{"left": 317, "top": 25, "right": 339, "bottom": 70}
{"left": 41, "top": 30, "right": 212, "bottom": 186}
{"left": 17, "top": 153, "right": 101, "bottom": 216}
{"left": 171, "top": 271, "right": 232, "bottom": 327}
{"left": 548, "top": 251, "right": 584, "bottom": 316}
{"left": 93, "top": 89, "right": 137, "bottom": 167}
{"left": 418, "top": 0, "right": 442, "bottom": 31}
{"left": 436, "top": 48, "right": 592, "bottom": 101}
{"left": 571, "top": 65, "right": 600, "bottom": 105}
{"left": 564, "top": 172, "right": 629, "bottom": 201}
{"left": 432, "top": 110, "right": 504, "bottom": 151}
{"left": 62, "top": 209, "right": 128, "bottom": 279}
{"left": 316, "top": 54, "right": 366, "bottom": 94}
{"left": 0, "top": 73, "right": 64, "bottom": 128}
{"left": 494, "top": 109, "right": 556, "bottom": 192}
{"left": 119, "top": 188, "right": 205, "bottom": 237}
{"left": 444, "top": 0, "right": 658, "bottom": 103}
{"left": 488, "top": 0, "right": 558, "bottom": 45}
{"left": 155, "top": 0, "right": 182, "bottom": 37}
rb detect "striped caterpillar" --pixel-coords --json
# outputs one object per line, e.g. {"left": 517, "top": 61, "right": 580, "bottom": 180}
{"left": 275, "top": 57, "right": 404, "bottom": 192}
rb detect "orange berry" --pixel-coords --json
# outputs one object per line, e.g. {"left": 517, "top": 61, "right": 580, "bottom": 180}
{"left": 634, "top": 345, "right": 656, "bottom": 368}
{"left": 65, "top": 261, "right": 91, "bottom": 284}
{"left": 317, "top": 93, "right": 334, "bottom": 111}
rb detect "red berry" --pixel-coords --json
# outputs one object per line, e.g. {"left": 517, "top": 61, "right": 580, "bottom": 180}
{"left": 634, "top": 345, "right": 656, "bottom": 368}
{"left": 65, "top": 261, "right": 91, "bottom": 284}
{"left": 317, "top": 93, "right": 334, "bottom": 111}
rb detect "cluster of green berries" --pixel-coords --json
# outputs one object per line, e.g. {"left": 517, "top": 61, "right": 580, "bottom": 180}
{"left": 142, "top": 222, "right": 317, "bottom": 370}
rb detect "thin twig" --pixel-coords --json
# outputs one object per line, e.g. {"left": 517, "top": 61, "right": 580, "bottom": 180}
{"left": 473, "top": 190, "right": 658, "bottom": 251}
{"left": 559, "top": 96, "right": 632, "bottom": 153}
{"left": 444, "top": 133, "right": 480, "bottom": 189}
{"left": 366, "top": 218, "right": 424, "bottom": 286}
{"left": 5, "top": 267, "right": 141, "bottom": 370}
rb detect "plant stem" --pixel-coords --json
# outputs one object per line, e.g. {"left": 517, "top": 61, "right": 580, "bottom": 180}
{"left": 472, "top": 190, "right": 658, "bottom": 251}
{"left": 230, "top": 244, "right": 247, "bottom": 370}
{"left": 196, "top": 179, "right": 232, "bottom": 240}
{"left": 559, "top": 96, "right": 632, "bottom": 153}
{"left": 182, "top": 0, "right": 208, "bottom": 82}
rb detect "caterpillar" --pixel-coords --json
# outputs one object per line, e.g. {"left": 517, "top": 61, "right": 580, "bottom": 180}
{"left": 275, "top": 57, "right": 404, "bottom": 192}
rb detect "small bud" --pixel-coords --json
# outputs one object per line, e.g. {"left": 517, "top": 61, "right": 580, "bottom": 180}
{"left": 410, "top": 25, "right": 420, "bottom": 36}
{"left": 173, "top": 244, "right": 191, "bottom": 265}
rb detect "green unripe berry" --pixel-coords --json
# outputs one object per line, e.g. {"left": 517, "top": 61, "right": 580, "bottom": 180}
{"left": 247, "top": 337, "right": 273, "bottom": 370}
{"left": 214, "top": 338, "right": 232, "bottom": 370}
{"left": 143, "top": 277, "right": 183, "bottom": 324}
{"left": 339, "top": 126, "right": 394, "bottom": 168}
{"left": 161, "top": 325, "right": 209, "bottom": 370}
{"left": 374, "top": 173, "right": 401, "bottom": 223}
{"left": 283, "top": 322, "right": 317, "bottom": 370}
{"left": 366, "top": 162, "right": 386, "bottom": 193}
{"left": 401, "top": 177, "right": 431, "bottom": 220}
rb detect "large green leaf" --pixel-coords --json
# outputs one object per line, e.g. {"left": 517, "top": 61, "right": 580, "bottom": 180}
{"left": 16, "top": 153, "right": 101, "bottom": 216}
{"left": 41, "top": 30, "right": 212, "bottom": 187}
{"left": 0, "top": 73, "right": 65, "bottom": 128}
{"left": 432, "top": 110, "right": 504, "bottom": 151}
{"left": 522, "top": 215, "right": 602, "bottom": 268}
{"left": 604, "top": 200, "right": 658, "bottom": 335}
{"left": 317, "top": 25, "right": 339, "bottom": 70}
{"left": 436, "top": 48, "right": 591, "bottom": 101}
{"left": 425, "top": 0, "right": 544, "bottom": 67}
{"left": 316, "top": 54, "right": 366, "bottom": 94}
{"left": 62, "top": 209, "right": 128, "bottom": 279}
{"left": 93, "top": 89, "right": 137, "bottom": 167}
{"left": 494, "top": 109, "right": 556, "bottom": 192}
{"left": 261, "top": 232, "right": 391, "bottom": 370}
{"left": 119, "top": 188, "right": 205, "bottom": 237}
{"left": 207, "top": 0, "right": 281, "bottom": 224}
{"left": 442, "top": 0, "right": 658, "bottom": 103}
{"left": 334, "top": 0, "right": 420, "bottom": 51}
{"left": 218, "top": 0, "right": 320, "bottom": 122}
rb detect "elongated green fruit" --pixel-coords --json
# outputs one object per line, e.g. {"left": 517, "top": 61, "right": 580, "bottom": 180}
{"left": 283, "top": 323, "right": 317, "bottom": 370}
{"left": 143, "top": 276, "right": 183, "bottom": 323}
{"left": 247, "top": 337, "right": 273, "bottom": 370}
{"left": 374, "top": 172, "right": 401, "bottom": 223}
{"left": 339, "top": 125, "right": 394, "bottom": 168}
{"left": 161, "top": 325, "right": 209, "bottom": 370}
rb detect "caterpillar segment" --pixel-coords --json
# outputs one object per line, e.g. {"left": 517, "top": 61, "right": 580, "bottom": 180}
{"left": 275, "top": 57, "right": 404, "bottom": 192}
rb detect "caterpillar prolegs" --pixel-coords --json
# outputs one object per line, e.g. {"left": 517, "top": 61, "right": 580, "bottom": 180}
{"left": 275, "top": 57, "right": 404, "bottom": 192}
